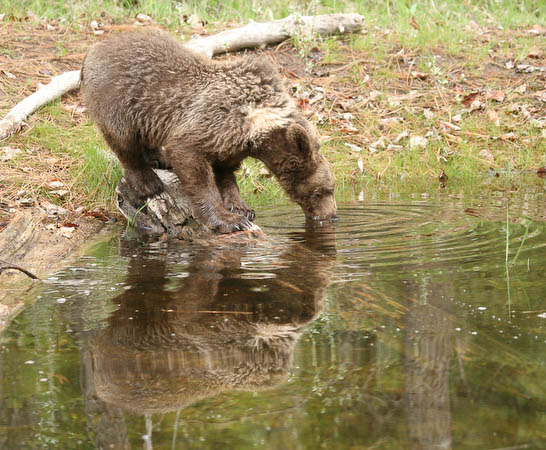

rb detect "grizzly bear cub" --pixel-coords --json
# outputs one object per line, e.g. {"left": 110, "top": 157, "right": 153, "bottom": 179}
{"left": 81, "top": 30, "right": 336, "bottom": 233}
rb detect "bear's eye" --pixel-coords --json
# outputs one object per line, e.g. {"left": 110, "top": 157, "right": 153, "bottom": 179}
{"left": 311, "top": 187, "right": 333, "bottom": 198}
{"left": 302, "top": 187, "right": 329, "bottom": 204}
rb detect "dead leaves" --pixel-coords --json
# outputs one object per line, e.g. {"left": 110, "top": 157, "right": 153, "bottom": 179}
{"left": 357, "top": 156, "right": 364, "bottom": 173}
{"left": 369, "top": 136, "right": 387, "bottom": 152}
{"left": 1, "top": 146, "right": 22, "bottom": 161}
{"left": 182, "top": 14, "right": 208, "bottom": 34}
{"left": 1, "top": 69, "right": 16, "bottom": 79}
{"left": 62, "top": 103, "right": 86, "bottom": 116}
{"left": 485, "top": 90, "right": 506, "bottom": 102}
{"left": 135, "top": 13, "right": 153, "bottom": 26}
{"left": 295, "top": 42, "right": 542, "bottom": 179}
{"left": 516, "top": 64, "right": 545, "bottom": 74}
{"left": 387, "top": 90, "right": 421, "bottom": 107}
{"left": 462, "top": 92, "right": 480, "bottom": 108}
{"left": 409, "top": 16, "right": 420, "bottom": 30}
{"left": 487, "top": 109, "right": 500, "bottom": 126}
{"left": 409, "top": 135, "right": 428, "bottom": 149}
{"left": 45, "top": 221, "right": 78, "bottom": 239}
{"left": 525, "top": 25, "right": 546, "bottom": 36}
{"left": 89, "top": 20, "right": 104, "bottom": 36}
{"left": 527, "top": 48, "right": 544, "bottom": 59}
{"left": 48, "top": 180, "right": 69, "bottom": 199}
{"left": 478, "top": 149, "right": 494, "bottom": 161}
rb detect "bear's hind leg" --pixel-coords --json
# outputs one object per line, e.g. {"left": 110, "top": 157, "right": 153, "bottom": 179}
{"left": 215, "top": 169, "right": 255, "bottom": 222}
{"left": 102, "top": 131, "right": 164, "bottom": 199}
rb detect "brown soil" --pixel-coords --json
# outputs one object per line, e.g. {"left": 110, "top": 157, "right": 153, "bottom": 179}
{"left": 0, "top": 20, "right": 147, "bottom": 325}
{"left": 0, "top": 208, "right": 115, "bottom": 331}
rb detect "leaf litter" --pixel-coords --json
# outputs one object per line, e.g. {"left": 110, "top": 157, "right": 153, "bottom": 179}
{"left": 272, "top": 21, "right": 546, "bottom": 181}
{"left": 0, "top": 13, "right": 545, "bottom": 220}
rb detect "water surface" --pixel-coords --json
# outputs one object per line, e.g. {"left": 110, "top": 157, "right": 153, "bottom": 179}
{"left": 1, "top": 191, "right": 545, "bottom": 449}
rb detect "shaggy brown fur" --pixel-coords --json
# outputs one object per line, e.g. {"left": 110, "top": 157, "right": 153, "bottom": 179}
{"left": 80, "top": 30, "right": 336, "bottom": 233}
{"left": 88, "top": 229, "right": 335, "bottom": 413}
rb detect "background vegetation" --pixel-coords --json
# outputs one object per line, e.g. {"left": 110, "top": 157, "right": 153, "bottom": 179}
{"left": 0, "top": 0, "right": 544, "bottom": 212}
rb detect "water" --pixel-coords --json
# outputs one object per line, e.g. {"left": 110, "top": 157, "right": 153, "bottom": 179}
{"left": 1, "top": 191, "right": 546, "bottom": 449}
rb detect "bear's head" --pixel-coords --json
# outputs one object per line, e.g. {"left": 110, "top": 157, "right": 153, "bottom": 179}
{"left": 269, "top": 121, "right": 337, "bottom": 221}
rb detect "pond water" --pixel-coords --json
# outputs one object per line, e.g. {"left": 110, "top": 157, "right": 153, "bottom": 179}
{"left": 1, "top": 190, "right": 546, "bottom": 449}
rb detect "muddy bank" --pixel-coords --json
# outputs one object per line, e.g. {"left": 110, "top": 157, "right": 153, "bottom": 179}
{"left": 0, "top": 205, "right": 264, "bottom": 332}
{"left": 0, "top": 209, "right": 114, "bottom": 331}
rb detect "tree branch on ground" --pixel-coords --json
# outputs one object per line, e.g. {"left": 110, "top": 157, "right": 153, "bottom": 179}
{"left": 0, "top": 13, "right": 363, "bottom": 140}
{"left": 0, "top": 258, "right": 40, "bottom": 280}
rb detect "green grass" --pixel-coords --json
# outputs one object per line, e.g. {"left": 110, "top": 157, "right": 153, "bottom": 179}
{"left": 77, "top": 137, "right": 123, "bottom": 208}
{"left": 1, "top": 0, "right": 544, "bottom": 212}
{"left": 2, "top": 0, "right": 543, "bottom": 28}
{"left": 9, "top": 102, "right": 122, "bottom": 209}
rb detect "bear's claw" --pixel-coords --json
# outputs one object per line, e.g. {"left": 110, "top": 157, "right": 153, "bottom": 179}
{"left": 213, "top": 214, "right": 254, "bottom": 234}
{"left": 228, "top": 205, "right": 256, "bottom": 222}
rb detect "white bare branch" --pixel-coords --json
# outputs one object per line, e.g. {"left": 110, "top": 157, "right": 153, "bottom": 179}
{"left": 0, "top": 13, "right": 363, "bottom": 140}
{"left": 0, "top": 70, "right": 80, "bottom": 140}
{"left": 185, "top": 13, "right": 364, "bottom": 58}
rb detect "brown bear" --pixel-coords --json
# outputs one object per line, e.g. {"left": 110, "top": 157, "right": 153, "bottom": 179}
{"left": 80, "top": 30, "right": 337, "bottom": 233}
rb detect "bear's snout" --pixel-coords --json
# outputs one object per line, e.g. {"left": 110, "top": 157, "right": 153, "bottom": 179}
{"left": 304, "top": 194, "right": 337, "bottom": 221}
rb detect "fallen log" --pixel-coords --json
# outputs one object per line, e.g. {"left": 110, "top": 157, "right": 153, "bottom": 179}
{"left": 116, "top": 170, "right": 203, "bottom": 240}
{"left": 0, "top": 70, "right": 80, "bottom": 140}
{"left": 0, "top": 13, "right": 363, "bottom": 140}
{"left": 116, "top": 170, "right": 262, "bottom": 240}
{"left": 187, "top": 13, "right": 364, "bottom": 58}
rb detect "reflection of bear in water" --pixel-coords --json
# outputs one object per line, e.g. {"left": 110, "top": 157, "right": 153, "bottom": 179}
{"left": 86, "top": 227, "right": 335, "bottom": 414}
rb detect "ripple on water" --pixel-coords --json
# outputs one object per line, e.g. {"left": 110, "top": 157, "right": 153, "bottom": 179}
{"left": 2, "top": 195, "right": 546, "bottom": 449}
{"left": 255, "top": 200, "right": 546, "bottom": 281}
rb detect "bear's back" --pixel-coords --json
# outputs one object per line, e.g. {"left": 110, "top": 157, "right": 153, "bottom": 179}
{"left": 81, "top": 30, "right": 295, "bottom": 153}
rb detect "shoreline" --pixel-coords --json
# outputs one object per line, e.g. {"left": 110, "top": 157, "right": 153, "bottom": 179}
{"left": 0, "top": 209, "right": 116, "bottom": 332}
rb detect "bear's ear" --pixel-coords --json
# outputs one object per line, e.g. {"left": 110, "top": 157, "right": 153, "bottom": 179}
{"left": 286, "top": 124, "right": 312, "bottom": 156}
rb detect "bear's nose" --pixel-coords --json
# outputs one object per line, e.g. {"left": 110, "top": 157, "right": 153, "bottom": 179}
{"left": 309, "top": 195, "right": 337, "bottom": 221}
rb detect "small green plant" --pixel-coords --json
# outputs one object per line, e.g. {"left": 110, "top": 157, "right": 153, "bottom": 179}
{"left": 505, "top": 206, "right": 512, "bottom": 321}
{"left": 511, "top": 221, "right": 530, "bottom": 267}
{"left": 126, "top": 201, "right": 149, "bottom": 231}
{"left": 55, "top": 40, "right": 67, "bottom": 57}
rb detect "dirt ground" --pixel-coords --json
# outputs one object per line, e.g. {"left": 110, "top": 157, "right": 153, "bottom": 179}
{"left": 0, "top": 207, "right": 114, "bottom": 331}
{"left": 0, "top": 20, "right": 110, "bottom": 232}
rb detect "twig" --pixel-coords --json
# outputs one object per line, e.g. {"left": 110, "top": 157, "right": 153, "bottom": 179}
{"left": 328, "top": 58, "right": 370, "bottom": 74}
{"left": 0, "top": 258, "right": 39, "bottom": 280}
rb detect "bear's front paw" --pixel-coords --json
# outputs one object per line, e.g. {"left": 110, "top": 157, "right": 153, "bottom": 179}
{"left": 213, "top": 213, "right": 254, "bottom": 234}
{"left": 227, "top": 203, "right": 256, "bottom": 222}
{"left": 222, "top": 196, "right": 255, "bottom": 222}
